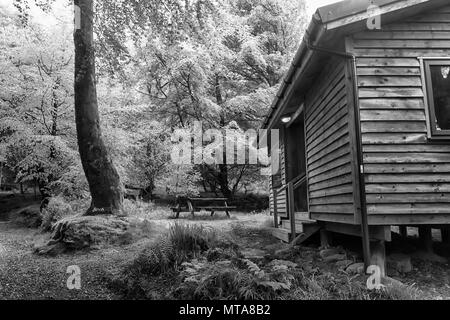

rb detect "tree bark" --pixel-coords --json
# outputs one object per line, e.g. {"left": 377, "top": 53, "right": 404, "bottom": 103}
{"left": 74, "top": 0, "right": 124, "bottom": 215}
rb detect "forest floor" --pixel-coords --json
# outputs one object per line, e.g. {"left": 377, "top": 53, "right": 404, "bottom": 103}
{"left": 0, "top": 193, "right": 450, "bottom": 300}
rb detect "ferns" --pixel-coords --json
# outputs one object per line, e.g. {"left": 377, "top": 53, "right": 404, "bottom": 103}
{"left": 174, "top": 258, "right": 298, "bottom": 300}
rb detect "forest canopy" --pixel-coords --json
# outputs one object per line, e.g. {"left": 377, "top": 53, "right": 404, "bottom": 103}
{"left": 0, "top": 0, "right": 308, "bottom": 205}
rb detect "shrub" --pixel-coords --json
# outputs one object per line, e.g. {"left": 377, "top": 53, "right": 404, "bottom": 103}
{"left": 173, "top": 258, "right": 297, "bottom": 300}
{"left": 111, "top": 223, "right": 222, "bottom": 299}
{"left": 169, "top": 223, "right": 217, "bottom": 261}
{"left": 41, "top": 196, "right": 74, "bottom": 232}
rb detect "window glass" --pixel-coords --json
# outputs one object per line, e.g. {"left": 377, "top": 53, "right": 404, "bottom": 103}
{"left": 429, "top": 64, "right": 450, "bottom": 131}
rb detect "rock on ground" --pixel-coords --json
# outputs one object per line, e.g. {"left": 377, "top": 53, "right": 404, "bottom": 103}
{"left": 324, "top": 253, "right": 346, "bottom": 263}
{"left": 346, "top": 262, "right": 365, "bottom": 275}
{"left": 35, "top": 215, "right": 131, "bottom": 256}
{"left": 319, "top": 248, "right": 341, "bottom": 259}
{"left": 335, "top": 259, "right": 353, "bottom": 270}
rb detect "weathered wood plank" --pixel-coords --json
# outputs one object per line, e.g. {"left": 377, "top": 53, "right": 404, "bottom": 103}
{"left": 359, "top": 98, "right": 424, "bottom": 110}
{"left": 366, "top": 183, "right": 450, "bottom": 193}
{"left": 368, "top": 203, "right": 450, "bottom": 215}
{"left": 354, "top": 31, "right": 450, "bottom": 40}
{"left": 307, "top": 76, "right": 346, "bottom": 120}
{"left": 364, "top": 152, "right": 450, "bottom": 163}
{"left": 368, "top": 214, "right": 450, "bottom": 225}
{"left": 306, "top": 97, "right": 347, "bottom": 135}
{"left": 360, "top": 110, "right": 425, "bottom": 121}
{"left": 364, "top": 163, "right": 450, "bottom": 173}
{"left": 309, "top": 204, "right": 354, "bottom": 214}
{"left": 365, "top": 173, "right": 450, "bottom": 183}
{"left": 358, "top": 76, "right": 422, "bottom": 87}
{"left": 307, "top": 124, "right": 348, "bottom": 156}
{"left": 361, "top": 121, "right": 426, "bottom": 133}
{"left": 352, "top": 49, "right": 450, "bottom": 57}
{"left": 359, "top": 87, "right": 423, "bottom": 98}
{"left": 353, "top": 39, "right": 450, "bottom": 49}
{"left": 309, "top": 194, "right": 354, "bottom": 205}
{"left": 356, "top": 57, "right": 420, "bottom": 67}
{"left": 308, "top": 145, "right": 350, "bottom": 171}
{"left": 362, "top": 133, "right": 428, "bottom": 144}
{"left": 363, "top": 144, "right": 450, "bottom": 153}
{"left": 308, "top": 133, "right": 350, "bottom": 161}
{"left": 357, "top": 67, "right": 421, "bottom": 76}
{"left": 367, "top": 193, "right": 450, "bottom": 203}
{"left": 382, "top": 23, "right": 450, "bottom": 31}
{"left": 306, "top": 115, "right": 348, "bottom": 148}
{"left": 309, "top": 173, "right": 353, "bottom": 192}
{"left": 308, "top": 154, "right": 352, "bottom": 178}
{"left": 309, "top": 184, "right": 354, "bottom": 198}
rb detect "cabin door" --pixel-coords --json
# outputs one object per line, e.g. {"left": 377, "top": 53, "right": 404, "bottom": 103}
{"left": 285, "top": 115, "right": 308, "bottom": 213}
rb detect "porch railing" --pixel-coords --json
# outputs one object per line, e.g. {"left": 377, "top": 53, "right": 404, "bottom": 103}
{"left": 273, "top": 173, "right": 307, "bottom": 242}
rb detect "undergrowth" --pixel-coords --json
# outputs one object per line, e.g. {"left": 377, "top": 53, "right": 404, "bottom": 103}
{"left": 110, "top": 223, "right": 422, "bottom": 300}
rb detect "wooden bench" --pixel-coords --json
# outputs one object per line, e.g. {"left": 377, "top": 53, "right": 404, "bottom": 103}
{"left": 171, "top": 197, "right": 236, "bottom": 219}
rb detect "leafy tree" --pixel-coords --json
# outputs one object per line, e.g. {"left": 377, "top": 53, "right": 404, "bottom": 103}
{"left": 126, "top": 123, "right": 171, "bottom": 200}
{"left": 5, "top": 135, "right": 76, "bottom": 196}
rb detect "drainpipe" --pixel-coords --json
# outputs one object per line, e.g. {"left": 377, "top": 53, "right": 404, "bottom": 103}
{"left": 305, "top": 38, "right": 371, "bottom": 269}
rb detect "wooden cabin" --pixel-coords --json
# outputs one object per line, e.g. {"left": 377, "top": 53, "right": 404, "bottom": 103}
{"left": 264, "top": 0, "right": 450, "bottom": 273}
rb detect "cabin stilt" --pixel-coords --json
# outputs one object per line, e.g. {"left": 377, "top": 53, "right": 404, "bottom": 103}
{"left": 320, "top": 229, "right": 332, "bottom": 248}
{"left": 419, "top": 227, "right": 433, "bottom": 253}
{"left": 370, "top": 240, "right": 386, "bottom": 277}
{"left": 399, "top": 226, "right": 408, "bottom": 238}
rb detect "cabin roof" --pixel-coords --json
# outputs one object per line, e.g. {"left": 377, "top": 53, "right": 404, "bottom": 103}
{"left": 262, "top": 0, "right": 449, "bottom": 130}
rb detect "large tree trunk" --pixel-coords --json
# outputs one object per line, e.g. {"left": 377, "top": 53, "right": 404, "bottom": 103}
{"left": 74, "top": 0, "right": 124, "bottom": 215}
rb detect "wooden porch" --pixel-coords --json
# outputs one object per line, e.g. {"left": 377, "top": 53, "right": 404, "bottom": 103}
{"left": 271, "top": 174, "right": 321, "bottom": 244}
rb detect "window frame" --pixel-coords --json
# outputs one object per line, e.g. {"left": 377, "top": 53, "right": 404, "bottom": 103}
{"left": 420, "top": 57, "right": 450, "bottom": 140}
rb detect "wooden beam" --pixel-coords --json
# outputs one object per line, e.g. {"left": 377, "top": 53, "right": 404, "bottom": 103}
{"left": 324, "top": 222, "right": 391, "bottom": 241}
{"left": 320, "top": 229, "right": 332, "bottom": 248}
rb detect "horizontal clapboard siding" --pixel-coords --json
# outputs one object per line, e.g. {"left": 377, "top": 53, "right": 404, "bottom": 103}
{"left": 270, "top": 137, "right": 287, "bottom": 218}
{"left": 305, "top": 59, "right": 356, "bottom": 222}
{"left": 350, "top": 5, "right": 450, "bottom": 223}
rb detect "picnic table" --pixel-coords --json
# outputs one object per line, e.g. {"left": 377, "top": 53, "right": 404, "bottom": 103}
{"left": 171, "top": 197, "right": 236, "bottom": 219}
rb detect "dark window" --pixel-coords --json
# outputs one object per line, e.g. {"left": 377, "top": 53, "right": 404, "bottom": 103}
{"left": 423, "top": 59, "right": 450, "bottom": 137}
{"left": 271, "top": 129, "right": 283, "bottom": 189}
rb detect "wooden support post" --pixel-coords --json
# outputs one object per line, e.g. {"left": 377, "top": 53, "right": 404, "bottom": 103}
{"left": 370, "top": 240, "right": 386, "bottom": 277}
{"left": 441, "top": 227, "right": 450, "bottom": 245}
{"left": 399, "top": 226, "right": 408, "bottom": 238}
{"left": 418, "top": 226, "right": 433, "bottom": 253}
{"left": 287, "top": 182, "right": 296, "bottom": 242}
{"left": 320, "top": 229, "right": 332, "bottom": 248}
{"left": 273, "top": 189, "right": 278, "bottom": 228}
